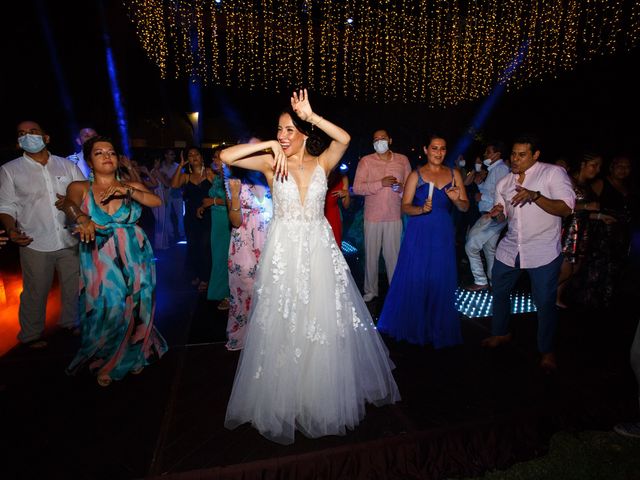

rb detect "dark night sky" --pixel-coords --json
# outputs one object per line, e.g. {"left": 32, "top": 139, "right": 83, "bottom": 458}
{"left": 1, "top": 0, "right": 639, "bottom": 169}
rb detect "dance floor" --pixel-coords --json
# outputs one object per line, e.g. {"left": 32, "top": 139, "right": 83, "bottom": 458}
{"left": 0, "top": 244, "right": 638, "bottom": 480}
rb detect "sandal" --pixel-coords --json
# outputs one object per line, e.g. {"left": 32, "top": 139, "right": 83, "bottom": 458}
{"left": 217, "top": 298, "right": 230, "bottom": 310}
{"left": 97, "top": 375, "right": 112, "bottom": 387}
{"left": 131, "top": 366, "right": 144, "bottom": 375}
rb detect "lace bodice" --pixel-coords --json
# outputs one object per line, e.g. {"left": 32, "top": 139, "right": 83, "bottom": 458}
{"left": 272, "top": 164, "right": 327, "bottom": 222}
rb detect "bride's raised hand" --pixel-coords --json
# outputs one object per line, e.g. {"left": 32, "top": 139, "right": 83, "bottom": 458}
{"left": 291, "top": 89, "right": 313, "bottom": 122}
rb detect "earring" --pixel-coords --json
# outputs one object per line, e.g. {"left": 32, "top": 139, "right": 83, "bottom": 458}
{"left": 89, "top": 169, "right": 94, "bottom": 181}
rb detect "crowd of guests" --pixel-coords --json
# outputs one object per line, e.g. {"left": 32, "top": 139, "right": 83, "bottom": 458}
{"left": 1, "top": 106, "right": 638, "bottom": 440}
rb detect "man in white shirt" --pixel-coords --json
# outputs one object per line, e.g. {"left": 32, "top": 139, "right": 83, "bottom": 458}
{"left": 0, "top": 121, "right": 86, "bottom": 348}
{"left": 464, "top": 141, "right": 510, "bottom": 290}
{"left": 67, "top": 127, "right": 97, "bottom": 178}
{"left": 481, "top": 135, "right": 575, "bottom": 371}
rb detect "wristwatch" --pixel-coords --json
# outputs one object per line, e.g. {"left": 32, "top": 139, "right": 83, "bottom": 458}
{"left": 532, "top": 191, "right": 541, "bottom": 202}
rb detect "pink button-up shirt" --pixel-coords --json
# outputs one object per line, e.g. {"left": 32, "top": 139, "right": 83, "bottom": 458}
{"left": 495, "top": 161, "right": 575, "bottom": 268}
{"left": 353, "top": 152, "right": 411, "bottom": 222}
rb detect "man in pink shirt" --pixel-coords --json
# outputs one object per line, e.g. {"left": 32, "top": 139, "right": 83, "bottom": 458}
{"left": 481, "top": 134, "right": 575, "bottom": 371}
{"left": 353, "top": 129, "right": 411, "bottom": 302}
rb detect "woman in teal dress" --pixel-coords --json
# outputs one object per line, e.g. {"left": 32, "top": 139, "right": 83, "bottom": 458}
{"left": 61, "top": 137, "right": 167, "bottom": 387}
{"left": 198, "top": 148, "right": 231, "bottom": 309}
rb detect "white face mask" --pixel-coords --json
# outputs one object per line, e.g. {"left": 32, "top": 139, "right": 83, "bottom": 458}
{"left": 483, "top": 158, "right": 493, "bottom": 167}
{"left": 458, "top": 160, "right": 466, "bottom": 167}
{"left": 475, "top": 163, "right": 483, "bottom": 172}
{"left": 18, "top": 134, "right": 46, "bottom": 154}
{"left": 373, "top": 139, "right": 389, "bottom": 154}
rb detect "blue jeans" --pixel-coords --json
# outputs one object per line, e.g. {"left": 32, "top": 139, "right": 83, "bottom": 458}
{"left": 491, "top": 254, "right": 563, "bottom": 353}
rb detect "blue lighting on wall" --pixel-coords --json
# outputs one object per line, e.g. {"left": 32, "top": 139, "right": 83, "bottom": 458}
{"left": 36, "top": 0, "right": 77, "bottom": 150}
{"left": 98, "top": 0, "right": 131, "bottom": 158}
{"left": 449, "top": 40, "right": 530, "bottom": 163}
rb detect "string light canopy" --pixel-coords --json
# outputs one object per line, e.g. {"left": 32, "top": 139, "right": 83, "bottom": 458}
{"left": 125, "top": 0, "right": 640, "bottom": 106}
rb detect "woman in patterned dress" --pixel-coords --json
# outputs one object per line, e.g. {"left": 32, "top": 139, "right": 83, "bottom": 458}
{"left": 61, "top": 137, "right": 167, "bottom": 387}
{"left": 225, "top": 164, "right": 273, "bottom": 350}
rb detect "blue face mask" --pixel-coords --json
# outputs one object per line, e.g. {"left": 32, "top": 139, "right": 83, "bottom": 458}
{"left": 18, "top": 134, "right": 46, "bottom": 154}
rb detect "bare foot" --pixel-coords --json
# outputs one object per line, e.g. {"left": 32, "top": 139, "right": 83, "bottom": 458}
{"left": 481, "top": 333, "right": 513, "bottom": 348}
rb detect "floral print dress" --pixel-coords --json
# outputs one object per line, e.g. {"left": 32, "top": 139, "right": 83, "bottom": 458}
{"left": 226, "top": 184, "right": 273, "bottom": 350}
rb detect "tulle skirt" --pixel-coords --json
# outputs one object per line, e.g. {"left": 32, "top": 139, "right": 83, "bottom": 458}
{"left": 224, "top": 218, "right": 400, "bottom": 444}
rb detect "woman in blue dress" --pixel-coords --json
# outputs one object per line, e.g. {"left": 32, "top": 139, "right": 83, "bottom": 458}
{"left": 61, "top": 137, "right": 168, "bottom": 386}
{"left": 377, "top": 133, "right": 469, "bottom": 348}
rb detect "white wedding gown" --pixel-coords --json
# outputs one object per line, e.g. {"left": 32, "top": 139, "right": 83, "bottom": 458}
{"left": 224, "top": 163, "right": 400, "bottom": 445}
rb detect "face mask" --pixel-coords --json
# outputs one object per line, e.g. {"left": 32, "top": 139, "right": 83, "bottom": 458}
{"left": 18, "top": 134, "right": 46, "bottom": 154}
{"left": 458, "top": 160, "right": 466, "bottom": 167}
{"left": 475, "top": 163, "right": 483, "bottom": 172}
{"left": 483, "top": 158, "right": 493, "bottom": 167}
{"left": 373, "top": 139, "right": 389, "bottom": 154}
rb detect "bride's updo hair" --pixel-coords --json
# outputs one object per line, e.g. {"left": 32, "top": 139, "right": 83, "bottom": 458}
{"left": 281, "top": 107, "right": 328, "bottom": 157}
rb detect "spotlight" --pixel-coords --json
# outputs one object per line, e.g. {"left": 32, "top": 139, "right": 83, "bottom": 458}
{"left": 346, "top": 18, "right": 354, "bottom": 25}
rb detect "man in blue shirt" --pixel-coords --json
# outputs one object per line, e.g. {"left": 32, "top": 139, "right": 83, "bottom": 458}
{"left": 464, "top": 141, "right": 510, "bottom": 291}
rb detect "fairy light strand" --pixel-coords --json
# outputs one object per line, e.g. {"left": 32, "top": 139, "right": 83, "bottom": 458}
{"left": 126, "top": 0, "right": 640, "bottom": 107}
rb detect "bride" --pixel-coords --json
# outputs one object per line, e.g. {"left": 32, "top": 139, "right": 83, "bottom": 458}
{"left": 221, "top": 90, "right": 400, "bottom": 445}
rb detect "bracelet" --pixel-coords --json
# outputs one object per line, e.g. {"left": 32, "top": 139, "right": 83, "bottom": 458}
{"left": 310, "top": 115, "right": 324, "bottom": 126}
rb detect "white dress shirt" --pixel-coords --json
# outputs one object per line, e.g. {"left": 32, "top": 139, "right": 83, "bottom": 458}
{"left": 494, "top": 161, "right": 575, "bottom": 269}
{"left": 0, "top": 153, "right": 86, "bottom": 252}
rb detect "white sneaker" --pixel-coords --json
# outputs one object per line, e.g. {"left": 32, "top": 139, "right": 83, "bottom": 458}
{"left": 363, "top": 293, "right": 377, "bottom": 302}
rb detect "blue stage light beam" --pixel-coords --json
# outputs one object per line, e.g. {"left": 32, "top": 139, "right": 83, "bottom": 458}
{"left": 188, "top": 25, "right": 203, "bottom": 145}
{"left": 98, "top": 0, "right": 131, "bottom": 158}
{"left": 189, "top": 79, "right": 202, "bottom": 145}
{"left": 449, "top": 41, "right": 530, "bottom": 164}
{"left": 35, "top": 0, "right": 77, "bottom": 150}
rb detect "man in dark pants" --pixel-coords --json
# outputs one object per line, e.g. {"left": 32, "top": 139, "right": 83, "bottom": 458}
{"left": 481, "top": 135, "right": 575, "bottom": 371}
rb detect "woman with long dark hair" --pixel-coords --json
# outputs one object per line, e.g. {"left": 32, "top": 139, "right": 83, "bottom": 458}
{"left": 220, "top": 90, "right": 399, "bottom": 445}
